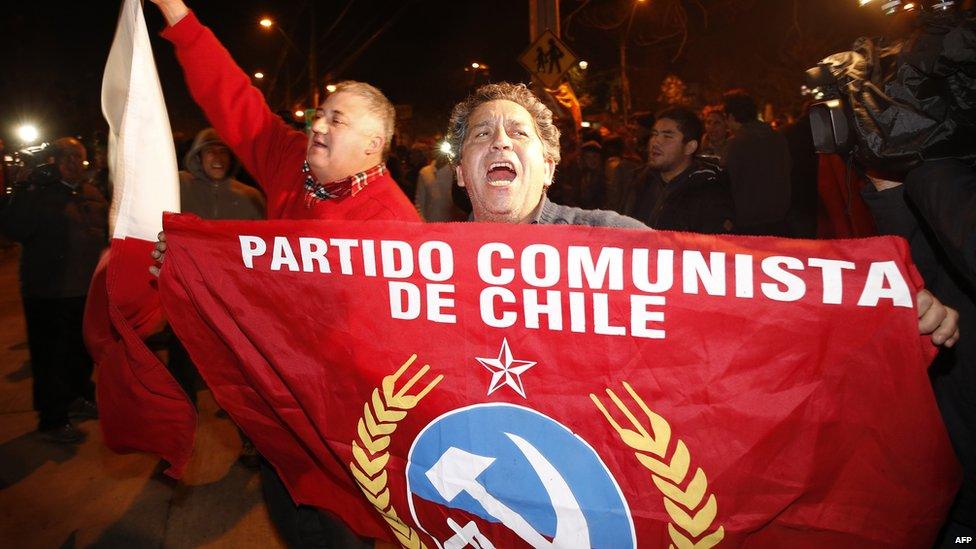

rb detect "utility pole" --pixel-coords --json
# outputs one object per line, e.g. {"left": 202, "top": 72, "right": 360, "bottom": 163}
{"left": 620, "top": 3, "right": 640, "bottom": 123}
{"left": 309, "top": 2, "right": 318, "bottom": 107}
{"left": 529, "top": 0, "right": 559, "bottom": 40}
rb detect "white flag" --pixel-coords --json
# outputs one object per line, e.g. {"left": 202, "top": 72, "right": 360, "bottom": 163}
{"left": 86, "top": 0, "right": 195, "bottom": 479}
{"left": 102, "top": 0, "right": 180, "bottom": 240}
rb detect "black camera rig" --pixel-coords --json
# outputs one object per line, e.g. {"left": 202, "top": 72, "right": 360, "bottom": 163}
{"left": 804, "top": 5, "right": 974, "bottom": 172}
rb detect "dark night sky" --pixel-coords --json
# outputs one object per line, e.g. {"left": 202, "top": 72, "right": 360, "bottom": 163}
{"left": 0, "top": 0, "right": 892, "bottom": 148}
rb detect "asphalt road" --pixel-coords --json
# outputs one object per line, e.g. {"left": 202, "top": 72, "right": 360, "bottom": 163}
{"left": 0, "top": 244, "right": 284, "bottom": 548}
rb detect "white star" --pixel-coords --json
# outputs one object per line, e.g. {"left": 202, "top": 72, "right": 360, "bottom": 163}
{"left": 476, "top": 338, "right": 537, "bottom": 398}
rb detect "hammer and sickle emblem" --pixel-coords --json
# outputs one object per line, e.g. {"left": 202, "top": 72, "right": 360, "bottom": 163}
{"left": 425, "top": 433, "right": 591, "bottom": 548}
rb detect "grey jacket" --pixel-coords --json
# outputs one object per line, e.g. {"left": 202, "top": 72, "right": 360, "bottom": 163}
{"left": 180, "top": 128, "right": 265, "bottom": 220}
{"left": 532, "top": 196, "right": 647, "bottom": 229}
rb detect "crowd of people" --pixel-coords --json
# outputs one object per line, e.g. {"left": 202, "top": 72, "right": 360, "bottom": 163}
{"left": 385, "top": 87, "right": 809, "bottom": 243}
{"left": 1, "top": 0, "right": 973, "bottom": 545}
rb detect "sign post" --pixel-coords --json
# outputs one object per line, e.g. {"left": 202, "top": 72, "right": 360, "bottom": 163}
{"left": 518, "top": 29, "right": 578, "bottom": 90}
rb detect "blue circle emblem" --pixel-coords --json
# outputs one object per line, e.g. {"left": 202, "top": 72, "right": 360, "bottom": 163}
{"left": 406, "top": 403, "right": 635, "bottom": 548}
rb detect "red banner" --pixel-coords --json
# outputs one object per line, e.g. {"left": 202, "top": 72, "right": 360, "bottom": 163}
{"left": 84, "top": 238, "right": 196, "bottom": 477}
{"left": 159, "top": 213, "right": 959, "bottom": 547}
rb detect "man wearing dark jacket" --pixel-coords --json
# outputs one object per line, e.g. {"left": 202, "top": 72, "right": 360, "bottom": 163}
{"left": 1, "top": 137, "right": 107, "bottom": 443}
{"left": 862, "top": 167, "right": 974, "bottom": 541}
{"left": 905, "top": 160, "right": 976, "bottom": 288}
{"left": 169, "top": 128, "right": 265, "bottom": 404}
{"left": 631, "top": 107, "right": 734, "bottom": 234}
{"left": 723, "top": 90, "right": 791, "bottom": 236}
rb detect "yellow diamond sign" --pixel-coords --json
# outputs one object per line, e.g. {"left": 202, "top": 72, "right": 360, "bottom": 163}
{"left": 519, "top": 30, "right": 578, "bottom": 89}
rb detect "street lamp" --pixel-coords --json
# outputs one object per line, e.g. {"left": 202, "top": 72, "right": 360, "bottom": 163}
{"left": 258, "top": 17, "right": 300, "bottom": 52}
{"left": 465, "top": 62, "right": 490, "bottom": 86}
{"left": 254, "top": 72, "right": 265, "bottom": 80}
{"left": 578, "top": 60, "right": 589, "bottom": 70}
{"left": 258, "top": 16, "right": 317, "bottom": 106}
{"left": 16, "top": 124, "right": 39, "bottom": 144}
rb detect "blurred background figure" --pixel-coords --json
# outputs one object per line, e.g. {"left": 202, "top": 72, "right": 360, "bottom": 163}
{"left": 631, "top": 107, "right": 734, "bottom": 234}
{"left": 179, "top": 128, "right": 265, "bottom": 221}
{"left": 722, "top": 89, "right": 792, "bottom": 236}
{"left": 601, "top": 134, "right": 640, "bottom": 213}
{"left": 699, "top": 105, "right": 730, "bottom": 166}
{"left": 414, "top": 141, "right": 461, "bottom": 222}
{"left": 0, "top": 137, "right": 107, "bottom": 443}
{"left": 171, "top": 128, "right": 266, "bottom": 465}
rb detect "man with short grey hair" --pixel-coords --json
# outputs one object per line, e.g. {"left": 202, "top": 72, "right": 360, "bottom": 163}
{"left": 149, "top": 0, "right": 416, "bottom": 224}
{"left": 148, "top": 2, "right": 418, "bottom": 547}
{"left": 330, "top": 81, "right": 397, "bottom": 157}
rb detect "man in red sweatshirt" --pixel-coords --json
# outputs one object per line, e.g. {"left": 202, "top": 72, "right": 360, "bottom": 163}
{"left": 149, "top": 0, "right": 418, "bottom": 224}
{"left": 148, "top": 1, "right": 417, "bottom": 547}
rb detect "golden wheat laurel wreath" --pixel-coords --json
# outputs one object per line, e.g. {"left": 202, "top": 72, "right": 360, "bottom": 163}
{"left": 350, "top": 354, "right": 443, "bottom": 549}
{"left": 591, "top": 381, "right": 725, "bottom": 549}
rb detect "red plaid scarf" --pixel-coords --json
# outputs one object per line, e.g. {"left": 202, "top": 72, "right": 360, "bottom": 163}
{"left": 303, "top": 161, "right": 386, "bottom": 206}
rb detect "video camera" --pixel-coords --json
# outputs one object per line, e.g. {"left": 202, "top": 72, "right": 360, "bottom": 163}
{"left": 804, "top": 2, "right": 973, "bottom": 172}
{"left": 3, "top": 143, "right": 51, "bottom": 195}
{"left": 864, "top": 0, "right": 957, "bottom": 16}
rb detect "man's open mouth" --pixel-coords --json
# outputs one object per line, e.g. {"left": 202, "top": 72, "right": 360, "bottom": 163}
{"left": 486, "top": 161, "right": 517, "bottom": 183}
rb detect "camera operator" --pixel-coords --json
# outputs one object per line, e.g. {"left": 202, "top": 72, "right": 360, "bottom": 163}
{"left": 805, "top": 6, "right": 975, "bottom": 537}
{"left": 0, "top": 137, "right": 108, "bottom": 444}
{"left": 861, "top": 167, "right": 975, "bottom": 541}
{"left": 903, "top": 159, "right": 976, "bottom": 290}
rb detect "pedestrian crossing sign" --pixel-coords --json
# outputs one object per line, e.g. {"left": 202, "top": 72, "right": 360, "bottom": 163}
{"left": 519, "top": 30, "right": 578, "bottom": 89}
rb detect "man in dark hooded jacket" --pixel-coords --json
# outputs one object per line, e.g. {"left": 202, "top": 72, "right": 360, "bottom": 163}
{"left": 169, "top": 128, "right": 266, "bottom": 403}
{"left": 171, "top": 129, "right": 267, "bottom": 464}
{"left": 179, "top": 128, "right": 265, "bottom": 220}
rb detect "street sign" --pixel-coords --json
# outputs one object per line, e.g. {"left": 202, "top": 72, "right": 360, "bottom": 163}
{"left": 518, "top": 30, "right": 578, "bottom": 89}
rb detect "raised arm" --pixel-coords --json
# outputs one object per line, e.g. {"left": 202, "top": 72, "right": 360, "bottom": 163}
{"left": 149, "top": 0, "right": 189, "bottom": 25}
{"left": 148, "top": 0, "right": 307, "bottom": 197}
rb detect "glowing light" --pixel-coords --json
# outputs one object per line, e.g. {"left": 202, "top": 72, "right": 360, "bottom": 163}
{"left": 581, "top": 121, "right": 592, "bottom": 128}
{"left": 471, "top": 62, "right": 480, "bottom": 69}
{"left": 16, "top": 124, "right": 39, "bottom": 143}
{"left": 259, "top": 18, "right": 273, "bottom": 28}
{"left": 325, "top": 84, "right": 337, "bottom": 93}
{"left": 439, "top": 141, "right": 452, "bottom": 155}
{"left": 825, "top": 99, "right": 842, "bottom": 108}
{"left": 254, "top": 72, "right": 264, "bottom": 79}
{"left": 83, "top": 160, "right": 90, "bottom": 167}
{"left": 294, "top": 110, "right": 305, "bottom": 118}
{"left": 903, "top": 2, "right": 915, "bottom": 9}
{"left": 858, "top": 0, "right": 873, "bottom": 6}
{"left": 578, "top": 60, "right": 589, "bottom": 70}
{"left": 881, "top": 0, "right": 902, "bottom": 13}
